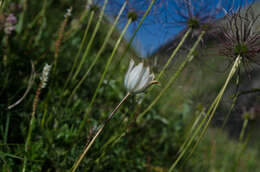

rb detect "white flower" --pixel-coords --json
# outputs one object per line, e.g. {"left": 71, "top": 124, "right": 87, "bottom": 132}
{"left": 40, "top": 64, "right": 52, "bottom": 88}
{"left": 124, "top": 59, "right": 158, "bottom": 94}
{"left": 64, "top": 8, "right": 72, "bottom": 18}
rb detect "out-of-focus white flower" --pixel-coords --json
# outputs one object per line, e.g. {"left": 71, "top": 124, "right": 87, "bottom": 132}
{"left": 64, "top": 8, "right": 72, "bottom": 18}
{"left": 124, "top": 59, "right": 158, "bottom": 94}
{"left": 40, "top": 64, "right": 52, "bottom": 88}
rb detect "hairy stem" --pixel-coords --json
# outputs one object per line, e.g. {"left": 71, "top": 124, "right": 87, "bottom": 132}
{"left": 70, "top": 93, "right": 131, "bottom": 172}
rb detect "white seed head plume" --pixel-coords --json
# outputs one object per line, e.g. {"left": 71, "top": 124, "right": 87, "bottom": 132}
{"left": 40, "top": 64, "right": 52, "bottom": 88}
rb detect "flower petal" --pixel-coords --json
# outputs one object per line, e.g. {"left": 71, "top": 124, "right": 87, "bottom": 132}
{"left": 124, "top": 59, "right": 135, "bottom": 87}
{"left": 127, "top": 62, "right": 144, "bottom": 92}
{"left": 134, "top": 66, "right": 150, "bottom": 93}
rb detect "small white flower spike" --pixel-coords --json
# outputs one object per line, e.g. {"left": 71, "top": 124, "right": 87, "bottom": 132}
{"left": 64, "top": 8, "right": 72, "bottom": 18}
{"left": 40, "top": 64, "right": 52, "bottom": 88}
{"left": 124, "top": 59, "right": 158, "bottom": 94}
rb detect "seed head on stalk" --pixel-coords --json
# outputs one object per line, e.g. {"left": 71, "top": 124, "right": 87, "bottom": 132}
{"left": 219, "top": 3, "right": 260, "bottom": 75}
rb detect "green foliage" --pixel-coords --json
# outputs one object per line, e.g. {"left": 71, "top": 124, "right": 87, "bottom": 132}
{"left": 0, "top": 0, "right": 260, "bottom": 171}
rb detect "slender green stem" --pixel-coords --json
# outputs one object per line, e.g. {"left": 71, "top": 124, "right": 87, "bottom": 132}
{"left": 239, "top": 118, "right": 248, "bottom": 142}
{"left": 78, "top": 19, "right": 132, "bottom": 132}
{"left": 185, "top": 56, "right": 241, "bottom": 162}
{"left": 22, "top": 116, "right": 35, "bottom": 172}
{"left": 66, "top": 2, "right": 127, "bottom": 105}
{"left": 157, "top": 28, "right": 191, "bottom": 80}
{"left": 222, "top": 73, "right": 240, "bottom": 129}
{"left": 116, "top": 0, "right": 155, "bottom": 66}
{"left": 233, "top": 118, "right": 249, "bottom": 172}
{"left": 125, "top": 28, "right": 192, "bottom": 125}
{"left": 168, "top": 56, "right": 241, "bottom": 172}
{"left": 63, "top": 11, "right": 94, "bottom": 91}
{"left": 137, "top": 31, "right": 205, "bottom": 124}
{"left": 178, "top": 109, "right": 204, "bottom": 154}
{"left": 124, "top": 0, "right": 155, "bottom": 54}
{"left": 4, "top": 113, "right": 10, "bottom": 144}
{"left": 71, "top": 0, "right": 108, "bottom": 83}
{"left": 70, "top": 93, "right": 131, "bottom": 172}
{"left": 17, "top": 0, "right": 28, "bottom": 34}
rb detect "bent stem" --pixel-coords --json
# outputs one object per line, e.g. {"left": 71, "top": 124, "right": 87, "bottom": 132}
{"left": 137, "top": 31, "right": 205, "bottom": 123}
{"left": 78, "top": 18, "right": 132, "bottom": 132}
{"left": 70, "top": 92, "right": 131, "bottom": 172}
{"left": 63, "top": 10, "right": 95, "bottom": 91}
{"left": 71, "top": 0, "right": 108, "bottom": 83}
{"left": 66, "top": 1, "right": 127, "bottom": 105}
{"left": 168, "top": 56, "right": 241, "bottom": 172}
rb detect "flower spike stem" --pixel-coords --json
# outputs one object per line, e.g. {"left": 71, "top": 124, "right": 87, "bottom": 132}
{"left": 78, "top": 18, "right": 132, "bottom": 132}
{"left": 157, "top": 28, "right": 192, "bottom": 80}
{"left": 66, "top": 1, "right": 127, "bottom": 105}
{"left": 70, "top": 93, "right": 131, "bottom": 172}
{"left": 168, "top": 56, "right": 241, "bottom": 172}
{"left": 22, "top": 83, "right": 42, "bottom": 172}
{"left": 137, "top": 31, "right": 206, "bottom": 124}
{"left": 71, "top": 0, "right": 108, "bottom": 83}
{"left": 63, "top": 10, "right": 94, "bottom": 91}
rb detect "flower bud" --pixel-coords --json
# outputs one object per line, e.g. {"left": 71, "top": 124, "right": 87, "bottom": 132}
{"left": 124, "top": 59, "right": 158, "bottom": 94}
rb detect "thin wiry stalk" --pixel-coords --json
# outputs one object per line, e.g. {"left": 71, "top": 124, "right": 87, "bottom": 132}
{"left": 70, "top": 92, "right": 131, "bottom": 172}
{"left": 233, "top": 117, "right": 250, "bottom": 172}
{"left": 78, "top": 18, "right": 132, "bottom": 133}
{"left": 178, "top": 107, "right": 205, "bottom": 154}
{"left": 17, "top": 0, "right": 28, "bottom": 34}
{"left": 137, "top": 31, "right": 205, "bottom": 123}
{"left": 239, "top": 117, "right": 249, "bottom": 142}
{"left": 66, "top": 1, "right": 127, "bottom": 105}
{"left": 71, "top": 0, "right": 108, "bottom": 83}
{"left": 169, "top": 56, "right": 241, "bottom": 172}
{"left": 63, "top": 10, "right": 95, "bottom": 91}
{"left": 221, "top": 72, "right": 240, "bottom": 129}
{"left": 116, "top": 0, "right": 156, "bottom": 65}
{"left": 157, "top": 28, "right": 192, "bottom": 80}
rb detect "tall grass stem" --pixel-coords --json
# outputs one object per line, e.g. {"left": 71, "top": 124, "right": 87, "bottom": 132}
{"left": 66, "top": 1, "right": 127, "bottom": 105}
{"left": 116, "top": 0, "right": 155, "bottom": 65}
{"left": 78, "top": 18, "right": 132, "bottom": 132}
{"left": 63, "top": 11, "right": 95, "bottom": 91}
{"left": 71, "top": 0, "right": 108, "bottom": 82}
{"left": 168, "top": 56, "right": 241, "bottom": 171}
{"left": 136, "top": 31, "right": 205, "bottom": 123}
{"left": 157, "top": 28, "right": 191, "bottom": 80}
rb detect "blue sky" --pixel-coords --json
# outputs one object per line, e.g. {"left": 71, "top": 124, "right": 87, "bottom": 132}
{"left": 105, "top": 0, "right": 257, "bottom": 57}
